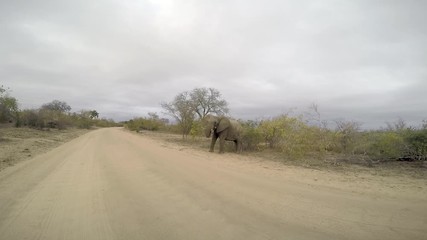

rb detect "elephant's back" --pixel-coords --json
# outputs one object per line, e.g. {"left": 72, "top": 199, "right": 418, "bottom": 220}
{"left": 230, "top": 119, "right": 243, "bottom": 137}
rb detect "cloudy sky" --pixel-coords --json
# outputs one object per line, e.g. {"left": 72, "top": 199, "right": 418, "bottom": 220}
{"left": 1, "top": 0, "right": 426, "bottom": 128}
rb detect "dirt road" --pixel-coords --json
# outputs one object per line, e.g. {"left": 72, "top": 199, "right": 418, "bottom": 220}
{"left": 0, "top": 128, "right": 425, "bottom": 240}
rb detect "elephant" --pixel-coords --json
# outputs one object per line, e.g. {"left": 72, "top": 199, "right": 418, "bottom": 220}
{"left": 203, "top": 115, "right": 243, "bottom": 153}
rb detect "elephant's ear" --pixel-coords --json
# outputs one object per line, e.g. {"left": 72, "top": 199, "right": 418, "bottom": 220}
{"left": 217, "top": 117, "right": 230, "bottom": 132}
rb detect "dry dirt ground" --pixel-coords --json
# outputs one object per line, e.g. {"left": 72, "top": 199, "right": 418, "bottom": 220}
{"left": 0, "top": 127, "right": 426, "bottom": 240}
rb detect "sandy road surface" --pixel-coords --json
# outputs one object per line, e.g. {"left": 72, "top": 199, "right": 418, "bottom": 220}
{"left": 0, "top": 128, "right": 426, "bottom": 240}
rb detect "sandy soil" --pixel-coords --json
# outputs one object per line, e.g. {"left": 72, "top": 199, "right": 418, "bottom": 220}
{"left": 0, "top": 127, "right": 426, "bottom": 240}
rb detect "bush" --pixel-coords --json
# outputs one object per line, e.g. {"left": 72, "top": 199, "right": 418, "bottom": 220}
{"left": 361, "top": 131, "right": 406, "bottom": 160}
{"left": 190, "top": 120, "right": 204, "bottom": 139}
{"left": 334, "top": 120, "right": 361, "bottom": 154}
{"left": 125, "top": 115, "right": 166, "bottom": 132}
{"left": 238, "top": 115, "right": 332, "bottom": 159}
{"left": 94, "top": 118, "right": 119, "bottom": 128}
{"left": 240, "top": 120, "right": 263, "bottom": 151}
{"left": 158, "top": 108, "right": 426, "bottom": 165}
{"left": 75, "top": 117, "right": 93, "bottom": 129}
{"left": 405, "top": 129, "right": 427, "bottom": 160}
{"left": 19, "top": 109, "right": 41, "bottom": 128}
{"left": 0, "top": 87, "right": 19, "bottom": 123}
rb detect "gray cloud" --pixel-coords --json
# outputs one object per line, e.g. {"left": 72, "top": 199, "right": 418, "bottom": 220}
{"left": 1, "top": 0, "right": 426, "bottom": 128}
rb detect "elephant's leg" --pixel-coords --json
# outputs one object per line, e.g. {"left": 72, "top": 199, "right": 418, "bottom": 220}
{"left": 219, "top": 135, "right": 226, "bottom": 153}
{"left": 237, "top": 140, "right": 242, "bottom": 153}
{"left": 209, "top": 136, "right": 217, "bottom": 152}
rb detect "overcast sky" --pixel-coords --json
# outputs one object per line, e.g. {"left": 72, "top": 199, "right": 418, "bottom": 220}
{"left": 1, "top": 0, "right": 426, "bottom": 128}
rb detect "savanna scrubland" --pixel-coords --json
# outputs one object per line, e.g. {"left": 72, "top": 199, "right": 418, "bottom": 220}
{"left": 1, "top": 85, "right": 426, "bottom": 176}
{"left": 1, "top": 86, "right": 426, "bottom": 239}
{"left": 126, "top": 88, "right": 427, "bottom": 177}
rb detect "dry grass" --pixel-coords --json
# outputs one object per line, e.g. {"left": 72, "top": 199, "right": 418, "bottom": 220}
{"left": 0, "top": 127, "right": 90, "bottom": 171}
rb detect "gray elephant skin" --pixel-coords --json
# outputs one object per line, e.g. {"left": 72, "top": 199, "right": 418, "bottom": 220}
{"left": 203, "top": 115, "right": 243, "bottom": 153}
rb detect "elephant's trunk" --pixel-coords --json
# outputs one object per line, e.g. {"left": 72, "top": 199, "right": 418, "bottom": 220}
{"left": 205, "top": 127, "right": 212, "bottom": 138}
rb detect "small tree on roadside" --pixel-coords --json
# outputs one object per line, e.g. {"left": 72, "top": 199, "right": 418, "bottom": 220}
{"left": 89, "top": 110, "right": 99, "bottom": 119}
{"left": 39, "top": 100, "right": 72, "bottom": 129}
{"left": 161, "top": 91, "right": 196, "bottom": 138}
{"left": 0, "top": 85, "right": 19, "bottom": 123}
{"left": 161, "top": 88, "right": 229, "bottom": 138}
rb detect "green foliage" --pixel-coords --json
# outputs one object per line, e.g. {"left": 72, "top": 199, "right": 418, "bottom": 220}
{"left": 256, "top": 116, "right": 317, "bottom": 158}
{"left": 352, "top": 127, "right": 427, "bottom": 161}
{"left": 0, "top": 85, "right": 19, "bottom": 123}
{"left": 70, "top": 112, "right": 93, "bottom": 129}
{"left": 89, "top": 110, "right": 99, "bottom": 119}
{"left": 240, "top": 120, "right": 263, "bottom": 151}
{"left": 217, "top": 114, "right": 427, "bottom": 163}
{"left": 237, "top": 115, "right": 333, "bottom": 158}
{"left": 1, "top": 86, "right": 116, "bottom": 131}
{"left": 94, "top": 118, "right": 119, "bottom": 128}
{"left": 189, "top": 120, "right": 203, "bottom": 139}
{"left": 18, "top": 102, "right": 109, "bottom": 130}
{"left": 361, "top": 131, "right": 406, "bottom": 159}
{"left": 405, "top": 129, "right": 427, "bottom": 160}
{"left": 125, "top": 113, "right": 166, "bottom": 132}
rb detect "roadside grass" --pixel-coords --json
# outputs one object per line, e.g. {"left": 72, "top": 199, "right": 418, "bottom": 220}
{"left": 0, "top": 127, "right": 90, "bottom": 171}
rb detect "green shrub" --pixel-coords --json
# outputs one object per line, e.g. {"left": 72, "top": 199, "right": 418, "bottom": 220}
{"left": 190, "top": 120, "right": 203, "bottom": 139}
{"left": 255, "top": 115, "right": 332, "bottom": 159}
{"left": 95, "top": 118, "right": 119, "bottom": 127}
{"left": 362, "top": 131, "right": 406, "bottom": 160}
{"left": 405, "top": 129, "right": 427, "bottom": 160}
{"left": 125, "top": 115, "right": 166, "bottom": 132}
{"left": 240, "top": 120, "right": 263, "bottom": 151}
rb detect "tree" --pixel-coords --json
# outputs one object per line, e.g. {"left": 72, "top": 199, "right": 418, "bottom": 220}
{"left": 0, "top": 85, "right": 19, "bottom": 123}
{"left": 190, "top": 88, "right": 229, "bottom": 120}
{"left": 89, "top": 110, "right": 99, "bottom": 119}
{"left": 161, "top": 88, "right": 229, "bottom": 138}
{"left": 39, "top": 100, "right": 72, "bottom": 129}
{"left": 335, "top": 120, "right": 361, "bottom": 153}
{"left": 41, "top": 100, "right": 71, "bottom": 113}
{"left": 161, "top": 91, "right": 196, "bottom": 138}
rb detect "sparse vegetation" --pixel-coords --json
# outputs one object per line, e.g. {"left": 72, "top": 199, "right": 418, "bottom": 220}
{"left": 238, "top": 114, "right": 426, "bottom": 165}
{"left": 140, "top": 88, "right": 427, "bottom": 170}
{"left": 17, "top": 104, "right": 118, "bottom": 130}
{"left": 2, "top": 84, "right": 426, "bottom": 173}
{"left": 1, "top": 86, "right": 118, "bottom": 130}
{"left": 0, "top": 86, "right": 120, "bottom": 171}
{"left": 125, "top": 112, "right": 168, "bottom": 132}
{"left": 160, "top": 87, "right": 229, "bottom": 138}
